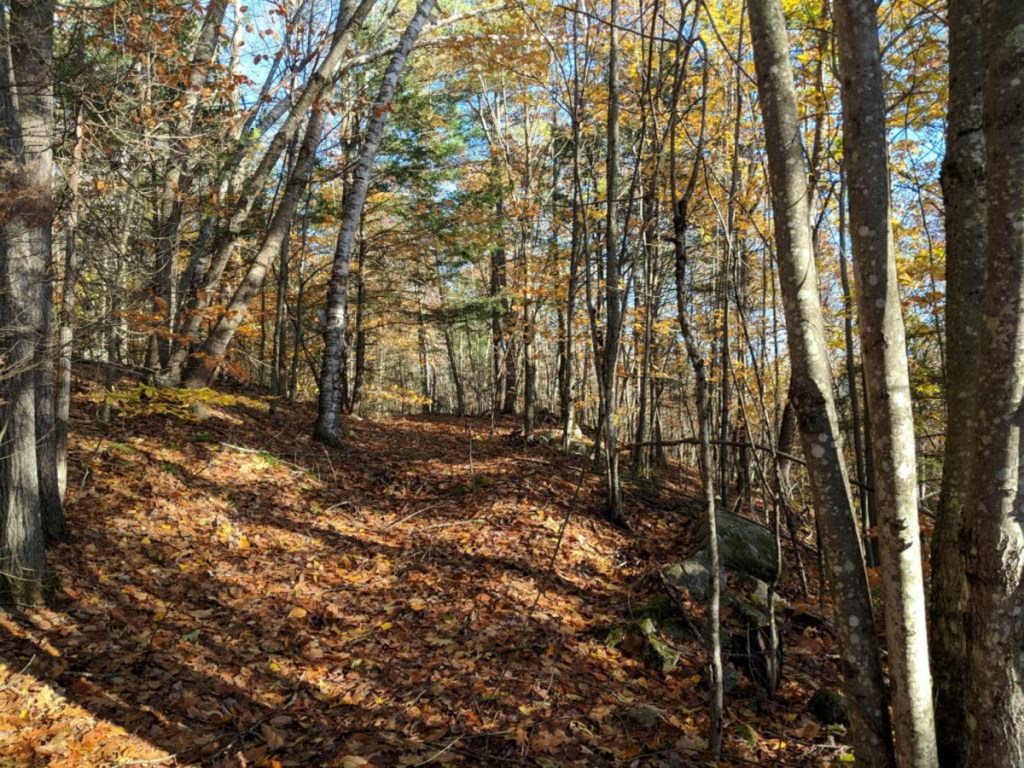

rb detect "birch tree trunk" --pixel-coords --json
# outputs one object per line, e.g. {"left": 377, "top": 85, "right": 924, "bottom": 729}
{"left": 671, "top": 148, "right": 722, "bottom": 765}
{"left": 350, "top": 234, "right": 367, "bottom": 412}
{"left": 602, "top": 0, "right": 624, "bottom": 524}
{"left": 315, "top": 0, "right": 437, "bottom": 443}
{"left": 490, "top": 236, "right": 509, "bottom": 413}
{"left": 0, "top": 0, "right": 55, "bottom": 603}
{"left": 963, "top": 0, "right": 1024, "bottom": 761}
{"left": 55, "top": 102, "right": 84, "bottom": 509}
{"left": 561, "top": 2, "right": 585, "bottom": 447}
{"left": 832, "top": 0, "right": 938, "bottom": 764}
{"left": 748, "top": 3, "right": 892, "bottom": 763}
{"left": 931, "top": 0, "right": 985, "bottom": 764}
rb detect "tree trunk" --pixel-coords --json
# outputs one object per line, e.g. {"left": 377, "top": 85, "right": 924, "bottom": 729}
{"left": 522, "top": 313, "right": 536, "bottom": 433}
{"left": 837, "top": 172, "right": 875, "bottom": 565}
{"left": 633, "top": 185, "right": 656, "bottom": 471}
{"left": 833, "top": 0, "right": 938, "bottom": 763}
{"left": 522, "top": 228, "right": 536, "bottom": 436}
{"left": 560, "top": 25, "right": 581, "bottom": 448}
{"left": 55, "top": 101, "right": 84, "bottom": 509}
{"left": 183, "top": 106, "right": 326, "bottom": 387}
{"left": 152, "top": 1, "right": 228, "bottom": 374}
{"left": 931, "top": 2, "right": 985, "bottom": 763}
{"left": 602, "top": 0, "right": 624, "bottom": 524}
{"left": 719, "top": 37, "right": 744, "bottom": 515}
{"left": 168, "top": 0, "right": 377, "bottom": 383}
{"left": 315, "top": 0, "right": 437, "bottom": 443}
{"left": 748, "top": 3, "right": 893, "bottom": 762}
{"left": 671, "top": 150, "right": 722, "bottom": 765}
{"left": 490, "top": 237, "right": 509, "bottom": 413}
{"left": 0, "top": 0, "right": 55, "bottom": 603}
{"left": 490, "top": 203, "right": 518, "bottom": 417}
{"left": 350, "top": 232, "right": 367, "bottom": 413}
{"left": 288, "top": 203, "right": 310, "bottom": 402}
{"left": 962, "top": 0, "right": 1024, "bottom": 761}
{"left": 272, "top": 220, "right": 291, "bottom": 397}
{"left": 443, "top": 325, "right": 465, "bottom": 417}
{"left": 418, "top": 305, "right": 432, "bottom": 413}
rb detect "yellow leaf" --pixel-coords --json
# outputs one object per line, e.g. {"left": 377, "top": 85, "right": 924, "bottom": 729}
{"left": 287, "top": 607, "right": 308, "bottom": 621}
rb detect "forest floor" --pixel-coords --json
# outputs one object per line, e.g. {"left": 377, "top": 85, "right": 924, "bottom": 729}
{"left": 1, "top": 379, "right": 851, "bottom": 767}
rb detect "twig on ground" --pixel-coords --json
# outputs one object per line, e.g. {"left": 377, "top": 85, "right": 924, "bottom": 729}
{"left": 414, "top": 736, "right": 462, "bottom": 766}
{"left": 382, "top": 503, "right": 439, "bottom": 530}
{"left": 0, "top": 654, "right": 36, "bottom": 694}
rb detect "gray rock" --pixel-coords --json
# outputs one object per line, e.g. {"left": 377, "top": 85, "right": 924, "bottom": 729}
{"left": 531, "top": 427, "right": 593, "bottom": 457}
{"left": 625, "top": 702, "right": 666, "bottom": 728}
{"left": 697, "top": 511, "right": 781, "bottom": 583}
{"left": 720, "top": 661, "right": 740, "bottom": 694}
{"left": 740, "top": 574, "right": 788, "bottom": 610}
{"left": 662, "top": 549, "right": 724, "bottom": 602}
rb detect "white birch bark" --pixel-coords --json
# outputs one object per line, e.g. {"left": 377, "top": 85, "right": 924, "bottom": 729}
{"left": 315, "top": 0, "right": 438, "bottom": 442}
{"left": 832, "top": 0, "right": 938, "bottom": 764}
{"left": 747, "top": 2, "right": 894, "bottom": 764}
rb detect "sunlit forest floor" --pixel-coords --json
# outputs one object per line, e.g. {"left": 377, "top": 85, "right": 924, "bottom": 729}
{"left": 1, "top": 377, "right": 851, "bottom": 766}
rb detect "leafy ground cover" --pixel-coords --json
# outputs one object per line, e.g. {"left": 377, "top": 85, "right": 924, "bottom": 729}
{"left": 1, "top": 383, "right": 850, "bottom": 766}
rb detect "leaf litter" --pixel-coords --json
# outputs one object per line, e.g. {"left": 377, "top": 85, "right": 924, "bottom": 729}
{"left": 0, "top": 386, "right": 852, "bottom": 766}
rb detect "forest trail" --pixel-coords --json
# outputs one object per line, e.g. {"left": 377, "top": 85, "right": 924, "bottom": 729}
{"left": 0, "top": 383, "right": 838, "bottom": 767}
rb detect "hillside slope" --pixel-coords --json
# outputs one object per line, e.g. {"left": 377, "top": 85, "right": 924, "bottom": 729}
{"left": 0, "top": 385, "right": 845, "bottom": 766}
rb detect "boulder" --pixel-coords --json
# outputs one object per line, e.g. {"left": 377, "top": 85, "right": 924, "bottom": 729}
{"left": 697, "top": 511, "right": 781, "bottom": 583}
{"left": 737, "top": 573, "right": 788, "bottom": 611}
{"left": 625, "top": 702, "right": 666, "bottom": 729}
{"left": 662, "top": 549, "right": 724, "bottom": 602}
{"left": 530, "top": 427, "right": 592, "bottom": 457}
{"left": 632, "top": 593, "right": 675, "bottom": 621}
